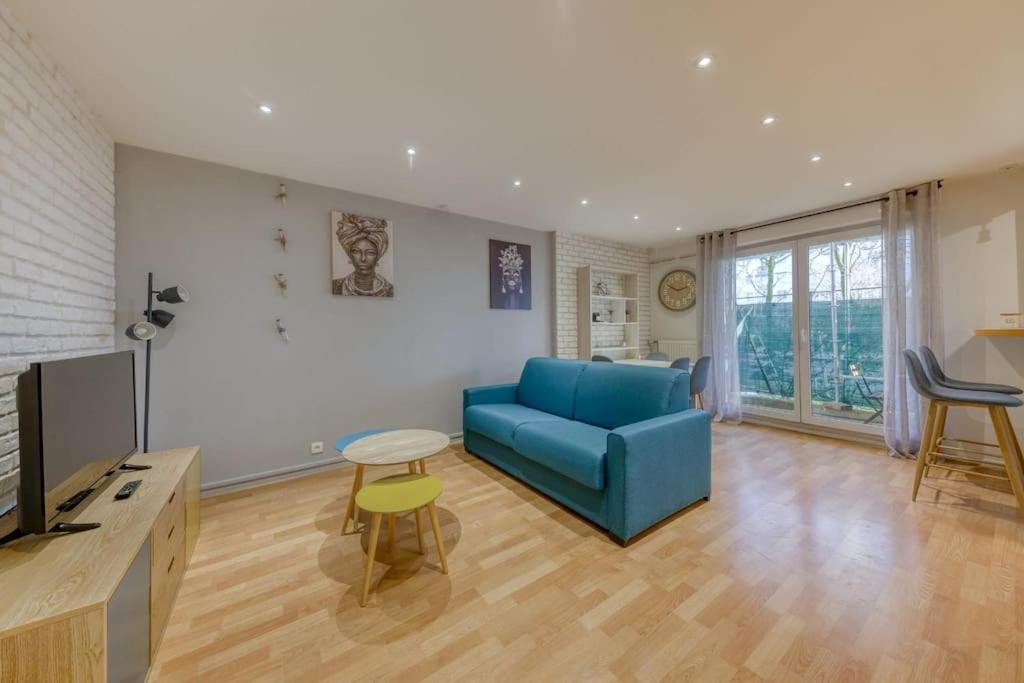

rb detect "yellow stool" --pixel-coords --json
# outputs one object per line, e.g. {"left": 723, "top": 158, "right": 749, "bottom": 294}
{"left": 355, "top": 472, "right": 448, "bottom": 607}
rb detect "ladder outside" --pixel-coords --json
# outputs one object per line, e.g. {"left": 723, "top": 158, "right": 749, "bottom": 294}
{"left": 748, "top": 333, "right": 782, "bottom": 396}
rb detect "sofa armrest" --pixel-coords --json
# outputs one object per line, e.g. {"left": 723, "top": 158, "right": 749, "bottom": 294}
{"left": 605, "top": 409, "right": 712, "bottom": 543}
{"left": 463, "top": 383, "right": 519, "bottom": 410}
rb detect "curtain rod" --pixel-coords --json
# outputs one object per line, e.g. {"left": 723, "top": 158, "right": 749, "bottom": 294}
{"left": 701, "top": 180, "right": 942, "bottom": 238}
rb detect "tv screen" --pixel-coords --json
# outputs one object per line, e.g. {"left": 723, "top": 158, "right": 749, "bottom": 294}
{"left": 13, "top": 351, "right": 137, "bottom": 535}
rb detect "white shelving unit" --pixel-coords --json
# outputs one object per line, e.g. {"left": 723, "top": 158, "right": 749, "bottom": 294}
{"left": 577, "top": 265, "right": 640, "bottom": 360}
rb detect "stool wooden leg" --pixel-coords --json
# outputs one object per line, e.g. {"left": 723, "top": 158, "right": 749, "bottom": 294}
{"left": 361, "top": 513, "right": 382, "bottom": 607}
{"left": 427, "top": 501, "right": 448, "bottom": 574}
{"left": 342, "top": 464, "right": 365, "bottom": 534}
{"left": 387, "top": 514, "right": 396, "bottom": 556}
{"left": 934, "top": 404, "right": 948, "bottom": 457}
{"left": 990, "top": 407, "right": 1024, "bottom": 511}
{"left": 414, "top": 507, "right": 425, "bottom": 554}
{"left": 1002, "top": 408, "right": 1024, "bottom": 471}
{"left": 913, "top": 402, "right": 938, "bottom": 501}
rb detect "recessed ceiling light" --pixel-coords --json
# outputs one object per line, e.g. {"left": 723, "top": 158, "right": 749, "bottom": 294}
{"left": 761, "top": 116, "right": 776, "bottom": 125}
{"left": 843, "top": 180, "right": 854, "bottom": 187}
{"left": 810, "top": 155, "right": 822, "bottom": 163}
{"left": 633, "top": 215, "right": 640, "bottom": 221}
{"left": 696, "top": 55, "right": 713, "bottom": 68}
{"left": 580, "top": 199, "right": 589, "bottom": 206}
{"left": 514, "top": 179, "right": 522, "bottom": 187}
{"left": 407, "top": 147, "right": 416, "bottom": 156}
{"left": 675, "top": 226, "right": 682, "bottom": 231}
{"left": 259, "top": 104, "right": 273, "bottom": 114}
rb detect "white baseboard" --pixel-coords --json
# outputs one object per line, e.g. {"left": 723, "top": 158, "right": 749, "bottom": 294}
{"left": 201, "top": 432, "right": 464, "bottom": 497}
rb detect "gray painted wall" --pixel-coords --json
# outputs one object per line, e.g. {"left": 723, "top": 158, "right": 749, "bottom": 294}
{"left": 115, "top": 145, "right": 552, "bottom": 488}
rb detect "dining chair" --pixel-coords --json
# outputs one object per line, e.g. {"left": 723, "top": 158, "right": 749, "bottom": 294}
{"left": 849, "top": 362, "right": 883, "bottom": 424}
{"left": 591, "top": 355, "right": 613, "bottom": 362}
{"left": 645, "top": 352, "right": 670, "bottom": 361}
{"left": 689, "top": 356, "right": 712, "bottom": 409}
{"left": 670, "top": 357, "right": 690, "bottom": 372}
{"left": 903, "top": 349, "right": 1024, "bottom": 510}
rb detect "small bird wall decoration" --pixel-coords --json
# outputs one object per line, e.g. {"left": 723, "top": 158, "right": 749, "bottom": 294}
{"left": 275, "top": 318, "right": 290, "bottom": 343}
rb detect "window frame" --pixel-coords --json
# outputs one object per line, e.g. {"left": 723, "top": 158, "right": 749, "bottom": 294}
{"left": 796, "top": 224, "right": 884, "bottom": 436}
{"left": 735, "top": 222, "right": 884, "bottom": 436}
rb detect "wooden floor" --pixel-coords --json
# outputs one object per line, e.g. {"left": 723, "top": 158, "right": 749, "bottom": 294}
{"left": 151, "top": 423, "right": 1024, "bottom": 682}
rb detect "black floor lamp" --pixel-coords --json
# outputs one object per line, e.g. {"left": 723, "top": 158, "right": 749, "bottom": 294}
{"left": 125, "top": 272, "right": 189, "bottom": 452}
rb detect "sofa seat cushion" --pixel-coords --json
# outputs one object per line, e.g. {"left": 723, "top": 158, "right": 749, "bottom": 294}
{"left": 464, "top": 403, "right": 564, "bottom": 448}
{"left": 513, "top": 420, "right": 608, "bottom": 490}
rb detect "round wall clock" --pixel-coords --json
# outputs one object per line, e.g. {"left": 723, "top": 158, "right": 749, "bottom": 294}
{"left": 658, "top": 269, "right": 697, "bottom": 311}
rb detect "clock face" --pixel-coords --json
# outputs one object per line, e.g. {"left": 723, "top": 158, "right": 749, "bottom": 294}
{"left": 658, "top": 270, "right": 697, "bottom": 311}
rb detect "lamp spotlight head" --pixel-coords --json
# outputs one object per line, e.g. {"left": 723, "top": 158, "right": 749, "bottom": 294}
{"left": 125, "top": 321, "right": 157, "bottom": 341}
{"left": 150, "top": 309, "right": 175, "bottom": 328}
{"left": 156, "top": 285, "right": 189, "bottom": 304}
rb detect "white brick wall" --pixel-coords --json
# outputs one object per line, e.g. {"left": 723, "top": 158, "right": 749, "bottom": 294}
{"left": 0, "top": 2, "right": 115, "bottom": 514}
{"left": 554, "top": 231, "right": 652, "bottom": 359}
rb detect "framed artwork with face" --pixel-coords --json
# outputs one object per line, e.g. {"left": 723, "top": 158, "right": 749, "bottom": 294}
{"left": 489, "top": 239, "right": 531, "bottom": 310}
{"left": 331, "top": 211, "right": 394, "bottom": 297}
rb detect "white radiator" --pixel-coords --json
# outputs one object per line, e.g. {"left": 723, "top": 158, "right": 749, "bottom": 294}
{"left": 655, "top": 339, "right": 698, "bottom": 361}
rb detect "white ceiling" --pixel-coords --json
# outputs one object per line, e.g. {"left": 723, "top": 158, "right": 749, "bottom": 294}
{"left": 10, "top": 0, "right": 1024, "bottom": 246}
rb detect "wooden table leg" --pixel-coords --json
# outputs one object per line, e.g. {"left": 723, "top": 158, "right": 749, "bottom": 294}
{"left": 414, "top": 508, "right": 425, "bottom": 554}
{"left": 405, "top": 462, "right": 424, "bottom": 552}
{"left": 427, "top": 501, "right": 448, "bottom": 574}
{"left": 388, "top": 513, "right": 396, "bottom": 556}
{"left": 342, "top": 464, "right": 365, "bottom": 534}
{"left": 361, "top": 513, "right": 382, "bottom": 607}
{"left": 419, "top": 459, "right": 427, "bottom": 474}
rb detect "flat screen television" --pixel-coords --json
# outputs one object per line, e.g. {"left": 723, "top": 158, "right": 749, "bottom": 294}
{"left": 7, "top": 350, "right": 137, "bottom": 537}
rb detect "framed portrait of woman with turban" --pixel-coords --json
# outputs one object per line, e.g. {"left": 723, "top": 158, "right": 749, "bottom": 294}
{"left": 331, "top": 211, "right": 394, "bottom": 297}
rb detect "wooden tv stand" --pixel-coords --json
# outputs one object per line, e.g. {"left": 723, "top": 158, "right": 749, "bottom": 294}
{"left": 0, "top": 446, "right": 200, "bottom": 682}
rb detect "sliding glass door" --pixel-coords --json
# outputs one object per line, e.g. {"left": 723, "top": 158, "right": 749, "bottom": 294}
{"left": 736, "top": 225, "right": 884, "bottom": 434}
{"left": 736, "top": 246, "right": 799, "bottom": 419}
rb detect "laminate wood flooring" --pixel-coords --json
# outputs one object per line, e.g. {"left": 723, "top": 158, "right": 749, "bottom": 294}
{"left": 151, "top": 423, "right": 1024, "bottom": 682}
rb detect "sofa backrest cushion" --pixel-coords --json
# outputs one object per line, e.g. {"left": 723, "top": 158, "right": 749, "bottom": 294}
{"left": 573, "top": 363, "right": 690, "bottom": 429}
{"left": 516, "top": 357, "right": 588, "bottom": 419}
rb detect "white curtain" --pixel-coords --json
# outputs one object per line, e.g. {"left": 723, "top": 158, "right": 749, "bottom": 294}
{"left": 881, "top": 181, "right": 942, "bottom": 456}
{"left": 698, "top": 230, "right": 742, "bottom": 422}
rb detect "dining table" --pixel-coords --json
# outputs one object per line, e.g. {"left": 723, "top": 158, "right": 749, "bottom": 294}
{"left": 616, "top": 359, "right": 671, "bottom": 368}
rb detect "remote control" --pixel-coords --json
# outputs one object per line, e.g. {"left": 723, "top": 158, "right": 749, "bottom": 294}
{"left": 115, "top": 480, "right": 142, "bottom": 500}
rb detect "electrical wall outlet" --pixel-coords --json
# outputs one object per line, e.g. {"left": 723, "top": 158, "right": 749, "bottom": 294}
{"left": 311, "top": 441, "right": 324, "bottom": 455}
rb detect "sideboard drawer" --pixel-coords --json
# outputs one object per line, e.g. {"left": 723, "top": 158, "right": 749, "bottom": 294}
{"left": 154, "top": 478, "right": 185, "bottom": 544}
{"left": 150, "top": 533, "right": 185, "bottom": 656}
{"left": 150, "top": 475, "right": 187, "bottom": 656}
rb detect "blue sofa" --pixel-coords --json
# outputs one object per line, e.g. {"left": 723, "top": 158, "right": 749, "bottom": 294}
{"left": 463, "top": 357, "right": 711, "bottom": 544}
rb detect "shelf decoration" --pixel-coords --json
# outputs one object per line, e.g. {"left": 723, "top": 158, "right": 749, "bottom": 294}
{"left": 274, "top": 228, "right": 287, "bottom": 251}
{"left": 275, "top": 318, "right": 290, "bottom": 343}
{"left": 274, "top": 273, "right": 288, "bottom": 297}
{"left": 275, "top": 183, "right": 288, "bottom": 205}
{"left": 577, "top": 265, "right": 640, "bottom": 360}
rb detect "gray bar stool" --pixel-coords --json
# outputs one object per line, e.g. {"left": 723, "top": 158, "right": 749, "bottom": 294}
{"left": 918, "top": 345, "right": 1022, "bottom": 394}
{"left": 903, "top": 349, "right": 1024, "bottom": 510}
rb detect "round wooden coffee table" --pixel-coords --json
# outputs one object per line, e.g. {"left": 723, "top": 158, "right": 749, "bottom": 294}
{"left": 340, "top": 429, "right": 450, "bottom": 535}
